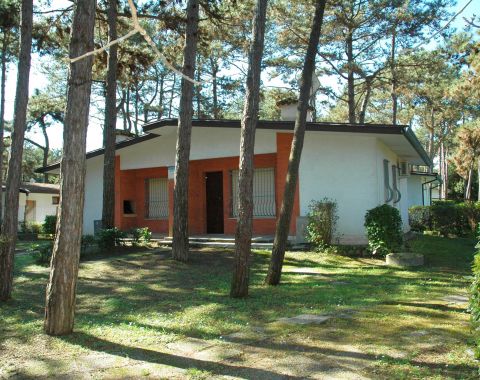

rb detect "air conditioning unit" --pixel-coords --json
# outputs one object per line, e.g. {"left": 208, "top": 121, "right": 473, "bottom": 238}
{"left": 398, "top": 161, "right": 410, "bottom": 177}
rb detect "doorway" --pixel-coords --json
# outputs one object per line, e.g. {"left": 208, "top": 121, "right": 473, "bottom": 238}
{"left": 205, "top": 171, "right": 224, "bottom": 234}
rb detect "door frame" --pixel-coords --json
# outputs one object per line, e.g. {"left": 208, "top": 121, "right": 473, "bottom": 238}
{"left": 204, "top": 171, "right": 224, "bottom": 234}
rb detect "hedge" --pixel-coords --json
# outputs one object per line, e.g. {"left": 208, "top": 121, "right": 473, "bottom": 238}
{"left": 409, "top": 201, "right": 480, "bottom": 237}
{"left": 364, "top": 204, "right": 403, "bottom": 256}
{"left": 470, "top": 244, "right": 480, "bottom": 358}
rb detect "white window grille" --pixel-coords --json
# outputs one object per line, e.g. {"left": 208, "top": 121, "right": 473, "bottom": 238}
{"left": 145, "top": 178, "right": 168, "bottom": 219}
{"left": 231, "top": 168, "right": 276, "bottom": 217}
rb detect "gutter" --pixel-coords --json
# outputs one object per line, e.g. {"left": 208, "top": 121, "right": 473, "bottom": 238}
{"left": 402, "top": 127, "right": 433, "bottom": 168}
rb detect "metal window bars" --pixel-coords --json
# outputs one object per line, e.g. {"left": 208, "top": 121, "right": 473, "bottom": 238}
{"left": 145, "top": 178, "right": 169, "bottom": 219}
{"left": 231, "top": 168, "right": 276, "bottom": 217}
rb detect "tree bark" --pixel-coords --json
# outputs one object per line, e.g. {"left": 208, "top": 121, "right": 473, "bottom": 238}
{"left": 0, "top": 0, "right": 33, "bottom": 301}
{"left": 0, "top": 31, "right": 9, "bottom": 226}
{"left": 41, "top": 122, "right": 50, "bottom": 182}
{"left": 478, "top": 157, "right": 480, "bottom": 202}
{"left": 230, "top": 0, "right": 268, "bottom": 298}
{"left": 265, "top": 0, "right": 326, "bottom": 286}
{"left": 346, "top": 30, "right": 356, "bottom": 124}
{"left": 171, "top": 0, "right": 200, "bottom": 262}
{"left": 466, "top": 166, "right": 472, "bottom": 200}
{"left": 358, "top": 76, "right": 372, "bottom": 124}
{"left": 391, "top": 29, "right": 398, "bottom": 125}
{"left": 210, "top": 56, "right": 219, "bottom": 118}
{"left": 102, "top": 0, "right": 118, "bottom": 229}
{"left": 44, "top": 0, "right": 95, "bottom": 335}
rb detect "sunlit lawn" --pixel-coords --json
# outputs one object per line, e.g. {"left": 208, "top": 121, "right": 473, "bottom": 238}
{"left": 1, "top": 235, "right": 478, "bottom": 379}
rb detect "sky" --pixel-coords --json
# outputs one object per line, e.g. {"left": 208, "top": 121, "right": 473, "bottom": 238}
{"left": 3, "top": 0, "right": 480, "bottom": 153}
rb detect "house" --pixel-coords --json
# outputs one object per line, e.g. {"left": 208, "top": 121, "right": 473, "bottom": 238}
{"left": 2, "top": 182, "right": 60, "bottom": 226}
{"left": 37, "top": 103, "right": 433, "bottom": 244}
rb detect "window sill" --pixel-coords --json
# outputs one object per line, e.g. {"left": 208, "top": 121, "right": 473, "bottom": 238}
{"left": 123, "top": 214, "right": 137, "bottom": 218}
{"left": 145, "top": 218, "right": 168, "bottom": 221}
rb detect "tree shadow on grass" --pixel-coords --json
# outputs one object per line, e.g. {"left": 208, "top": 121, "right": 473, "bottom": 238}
{"left": 59, "top": 332, "right": 305, "bottom": 379}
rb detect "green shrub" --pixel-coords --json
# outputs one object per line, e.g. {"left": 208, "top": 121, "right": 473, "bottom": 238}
{"left": 364, "top": 204, "right": 403, "bottom": 256}
{"left": 19, "top": 221, "right": 43, "bottom": 234}
{"left": 43, "top": 215, "right": 57, "bottom": 235}
{"left": 408, "top": 206, "right": 431, "bottom": 232}
{"left": 430, "top": 201, "right": 464, "bottom": 236}
{"left": 81, "top": 234, "right": 98, "bottom": 258}
{"left": 470, "top": 229, "right": 480, "bottom": 358}
{"left": 130, "top": 227, "right": 152, "bottom": 246}
{"left": 305, "top": 198, "right": 338, "bottom": 250}
{"left": 30, "top": 242, "right": 53, "bottom": 266}
{"left": 96, "top": 228, "right": 126, "bottom": 250}
{"left": 409, "top": 202, "right": 480, "bottom": 237}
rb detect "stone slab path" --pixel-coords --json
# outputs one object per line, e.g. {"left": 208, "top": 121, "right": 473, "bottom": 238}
{"left": 1, "top": 293, "right": 474, "bottom": 379}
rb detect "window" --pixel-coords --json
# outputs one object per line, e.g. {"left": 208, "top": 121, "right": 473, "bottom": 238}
{"left": 52, "top": 196, "right": 60, "bottom": 205}
{"left": 145, "top": 178, "right": 168, "bottom": 219}
{"left": 123, "top": 200, "right": 135, "bottom": 215}
{"left": 231, "top": 168, "right": 276, "bottom": 217}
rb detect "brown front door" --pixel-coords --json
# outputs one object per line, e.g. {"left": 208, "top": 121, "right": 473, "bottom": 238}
{"left": 205, "top": 171, "right": 224, "bottom": 234}
{"left": 25, "top": 200, "right": 36, "bottom": 222}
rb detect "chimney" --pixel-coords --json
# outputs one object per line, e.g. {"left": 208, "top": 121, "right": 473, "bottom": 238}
{"left": 115, "top": 129, "right": 136, "bottom": 143}
{"left": 277, "top": 99, "right": 313, "bottom": 121}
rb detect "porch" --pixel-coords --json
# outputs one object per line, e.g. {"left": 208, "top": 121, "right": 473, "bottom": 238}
{"left": 113, "top": 135, "right": 300, "bottom": 238}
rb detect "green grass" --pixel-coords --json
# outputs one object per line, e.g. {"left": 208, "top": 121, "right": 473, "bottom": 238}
{"left": 1, "top": 235, "right": 479, "bottom": 379}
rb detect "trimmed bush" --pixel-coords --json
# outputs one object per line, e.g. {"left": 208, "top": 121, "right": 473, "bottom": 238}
{"left": 305, "top": 198, "right": 338, "bottom": 250}
{"left": 470, "top": 225, "right": 480, "bottom": 359}
{"left": 43, "top": 215, "right": 57, "bottom": 235}
{"left": 408, "top": 201, "right": 480, "bottom": 237}
{"left": 30, "top": 242, "right": 54, "bottom": 266}
{"left": 130, "top": 227, "right": 152, "bottom": 246}
{"left": 364, "top": 204, "right": 403, "bottom": 256}
{"left": 96, "top": 228, "right": 126, "bottom": 250}
{"left": 409, "top": 206, "right": 431, "bottom": 232}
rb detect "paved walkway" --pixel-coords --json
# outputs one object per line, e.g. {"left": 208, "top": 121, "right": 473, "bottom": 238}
{"left": 2, "top": 292, "right": 472, "bottom": 379}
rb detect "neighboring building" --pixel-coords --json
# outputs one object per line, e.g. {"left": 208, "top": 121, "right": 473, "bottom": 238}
{"left": 37, "top": 104, "right": 432, "bottom": 244}
{"left": 1, "top": 182, "right": 60, "bottom": 226}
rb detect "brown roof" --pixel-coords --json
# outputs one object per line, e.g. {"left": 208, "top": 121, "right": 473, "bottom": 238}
{"left": 21, "top": 182, "right": 60, "bottom": 194}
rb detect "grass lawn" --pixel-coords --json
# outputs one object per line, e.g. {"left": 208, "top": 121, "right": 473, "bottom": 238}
{"left": 1, "top": 235, "right": 479, "bottom": 379}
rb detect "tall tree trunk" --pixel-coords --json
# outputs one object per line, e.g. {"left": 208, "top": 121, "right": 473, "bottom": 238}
{"left": 102, "top": 0, "right": 118, "bottom": 230}
{"left": 41, "top": 123, "right": 50, "bottom": 183}
{"left": 358, "top": 76, "right": 372, "bottom": 124}
{"left": 210, "top": 56, "right": 219, "bottom": 118}
{"left": 168, "top": 73, "right": 176, "bottom": 118}
{"left": 346, "top": 30, "right": 355, "bottom": 124}
{"left": 265, "top": 0, "right": 326, "bottom": 286}
{"left": 0, "top": 0, "right": 33, "bottom": 301}
{"left": 466, "top": 166, "right": 472, "bottom": 200}
{"left": 44, "top": 0, "right": 95, "bottom": 335}
{"left": 0, "top": 31, "right": 9, "bottom": 226}
{"left": 230, "top": 0, "right": 268, "bottom": 298}
{"left": 478, "top": 157, "right": 480, "bottom": 202}
{"left": 195, "top": 57, "right": 201, "bottom": 118}
{"left": 391, "top": 29, "right": 398, "bottom": 125}
{"left": 171, "top": 0, "right": 199, "bottom": 262}
{"left": 157, "top": 72, "right": 164, "bottom": 119}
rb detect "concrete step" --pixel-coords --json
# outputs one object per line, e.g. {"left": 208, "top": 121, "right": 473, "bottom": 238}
{"left": 156, "top": 239, "right": 273, "bottom": 250}
{"left": 159, "top": 236, "right": 274, "bottom": 244}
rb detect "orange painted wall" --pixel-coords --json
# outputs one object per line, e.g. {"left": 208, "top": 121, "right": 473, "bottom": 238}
{"left": 114, "top": 132, "right": 300, "bottom": 236}
{"left": 276, "top": 133, "right": 300, "bottom": 235}
{"left": 187, "top": 153, "right": 278, "bottom": 235}
{"left": 114, "top": 157, "right": 169, "bottom": 233}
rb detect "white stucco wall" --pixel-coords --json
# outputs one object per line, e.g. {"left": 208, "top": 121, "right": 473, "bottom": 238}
{"left": 298, "top": 133, "right": 379, "bottom": 244}
{"left": 119, "top": 128, "right": 277, "bottom": 170}
{"left": 83, "top": 156, "right": 104, "bottom": 234}
{"left": 80, "top": 127, "right": 427, "bottom": 243}
{"left": 17, "top": 192, "right": 58, "bottom": 224}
